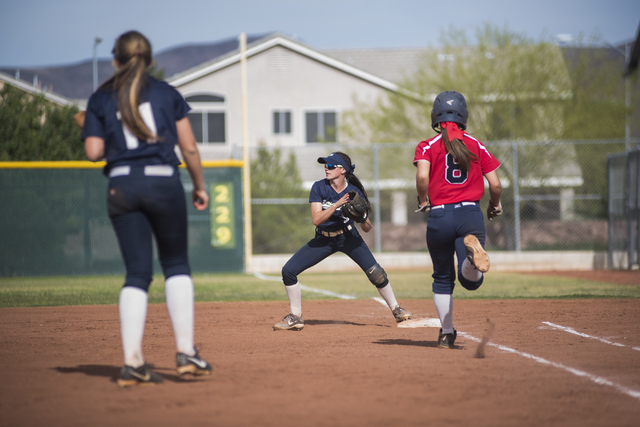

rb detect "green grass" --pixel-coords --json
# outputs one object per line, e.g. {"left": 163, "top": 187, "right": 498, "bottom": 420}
{"left": 1, "top": 271, "right": 639, "bottom": 308}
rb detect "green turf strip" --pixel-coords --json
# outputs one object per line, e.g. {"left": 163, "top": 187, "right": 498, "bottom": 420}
{"left": 0, "top": 271, "right": 638, "bottom": 308}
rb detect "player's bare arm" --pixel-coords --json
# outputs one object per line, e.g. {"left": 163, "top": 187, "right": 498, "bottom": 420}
{"left": 311, "top": 194, "right": 349, "bottom": 226}
{"left": 415, "top": 160, "right": 431, "bottom": 206}
{"left": 84, "top": 136, "right": 105, "bottom": 162}
{"left": 484, "top": 170, "right": 502, "bottom": 208}
{"left": 176, "top": 117, "right": 209, "bottom": 211}
{"left": 360, "top": 217, "right": 372, "bottom": 233}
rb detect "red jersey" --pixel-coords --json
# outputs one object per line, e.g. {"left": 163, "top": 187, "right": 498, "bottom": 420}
{"left": 413, "top": 133, "right": 500, "bottom": 205}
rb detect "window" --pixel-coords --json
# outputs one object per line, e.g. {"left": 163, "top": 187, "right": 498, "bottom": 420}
{"left": 305, "top": 111, "right": 337, "bottom": 143}
{"left": 185, "top": 94, "right": 226, "bottom": 144}
{"left": 273, "top": 110, "right": 292, "bottom": 134}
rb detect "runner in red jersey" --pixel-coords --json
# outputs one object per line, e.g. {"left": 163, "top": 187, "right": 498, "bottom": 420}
{"left": 413, "top": 91, "right": 503, "bottom": 349}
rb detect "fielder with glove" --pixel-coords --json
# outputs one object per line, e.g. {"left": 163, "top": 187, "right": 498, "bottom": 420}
{"left": 341, "top": 191, "right": 369, "bottom": 223}
{"left": 274, "top": 151, "right": 412, "bottom": 331}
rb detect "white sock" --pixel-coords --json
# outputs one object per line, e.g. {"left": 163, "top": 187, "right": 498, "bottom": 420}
{"left": 377, "top": 283, "right": 399, "bottom": 310}
{"left": 119, "top": 286, "right": 148, "bottom": 368}
{"left": 433, "top": 293, "right": 454, "bottom": 334}
{"left": 461, "top": 258, "right": 483, "bottom": 282}
{"left": 165, "top": 274, "right": 195, "bottom": 356}
{"left": 286, "top": 282, "right": 302, "bottom": 316}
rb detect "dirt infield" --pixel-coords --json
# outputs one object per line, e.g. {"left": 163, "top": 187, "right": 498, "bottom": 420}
{"left": 1, "top": 297, "right": 640, "bottom": 426}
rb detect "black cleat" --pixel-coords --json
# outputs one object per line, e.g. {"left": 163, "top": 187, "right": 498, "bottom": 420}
{"left": 392, "top": 305, "right": 412, "bottom": 323}
{"left": 176, "top": 349, "right": 213, "bottom": 376}
{"left": 438, "top": 328, "right": 458, "bottom": 349}
{"left": 117, "top": 364, "right": 164, "bottom": 387}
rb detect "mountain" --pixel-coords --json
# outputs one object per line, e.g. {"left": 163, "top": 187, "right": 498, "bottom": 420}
{"left": 0, "top": 33, "right": 271, "bottom": 102}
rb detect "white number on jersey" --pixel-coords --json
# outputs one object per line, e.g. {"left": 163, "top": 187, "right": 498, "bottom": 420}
{"left": 445, "top": 153, "right": 468, "bottom": 184}
{"left": 116, "top": 102, "right": 158, "bottom": 149}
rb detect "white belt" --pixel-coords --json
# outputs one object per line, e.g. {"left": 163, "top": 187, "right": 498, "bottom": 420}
{"left": 109, "top": 165, "right": 174, "bottom": 178}
{"left": 431, "top": 202, "right": 477, "bottom": 210}
{"left": 319, "top": 224, "right": 352, "bottom": 237}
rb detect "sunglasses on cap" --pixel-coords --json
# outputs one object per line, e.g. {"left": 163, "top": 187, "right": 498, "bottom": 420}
{"left": 324, "top": 164, "right": 344, "bottom": 170}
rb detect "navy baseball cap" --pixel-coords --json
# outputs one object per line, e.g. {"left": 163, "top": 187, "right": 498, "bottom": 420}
{"left": 317, "top": 153, "right": 353, "bottom": 172}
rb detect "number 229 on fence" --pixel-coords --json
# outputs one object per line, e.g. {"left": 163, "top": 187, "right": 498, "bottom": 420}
{"left": 210, "top": 182, "right": 236, "bottom": 249}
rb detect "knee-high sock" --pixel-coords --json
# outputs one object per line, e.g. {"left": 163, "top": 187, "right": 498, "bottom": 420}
{"left": 461, "top": 258, "right": 483, "bottom": 282}
{"left": 165, "top": 274, "right": 195, "bottom": 356}
{"left": 377, "top": 283, "right": 399, "bottom": 310}
{"left": 119, "top": 286, "right": 148, "bottom": 367}
{"left": 286, "top": 282, "right": 302, "bottom": 316}
{"left": 433, "top": 293, "right": 454, "bottom": 334}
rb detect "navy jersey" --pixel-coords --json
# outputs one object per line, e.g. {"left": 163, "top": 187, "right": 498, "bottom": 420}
{"left": 81, "top": 76, "right": 189, "bottom": 174}
{"left": 309, "top": 179, "right": 366, "bottom": 232}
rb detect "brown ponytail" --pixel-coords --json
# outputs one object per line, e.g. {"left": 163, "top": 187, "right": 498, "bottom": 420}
{"left": 441, "top": 127, "right": 477, "bottom": 173}
{"left": 99, "top": 31, "right": 156, "bottom": 142}
{"left": 335, "top": 152, "right": 369, "bottom": 203}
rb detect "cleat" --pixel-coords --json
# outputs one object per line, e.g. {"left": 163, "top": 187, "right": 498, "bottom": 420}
{"left": 464, "top": 234, "right": 490, "bottom": 273}
{"left": 117, "top": 364, "right": 164, "bottom": 387}
{"left": 273, "top": 313, "right": 304, "bottom": 331}
{"left": 392, "top": 305, "right": 412, "bottom": 323}
{"left": 176, "top": 349, "right": 213, "bottom": 376}
{"left": 438, "top": 328, "right": 458, "bottom": 349}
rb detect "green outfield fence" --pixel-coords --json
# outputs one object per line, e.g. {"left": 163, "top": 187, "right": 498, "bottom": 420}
{"left": 0, "top": 161, "right": 245, "bottom": 276}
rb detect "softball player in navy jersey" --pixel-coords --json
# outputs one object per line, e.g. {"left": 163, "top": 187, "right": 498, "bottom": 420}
{"left": 82, "top": 31, "right": 212, "bottom": 386}
{"left": 274, "top": 152, "right": 411, "bottom": 330}
{"left": 414, "top": 91, "right": 503, "bottom": 348}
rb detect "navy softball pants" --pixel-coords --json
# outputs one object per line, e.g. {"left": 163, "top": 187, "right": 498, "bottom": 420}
{"left": 107, "top": 166, "right": 191, "bottom": 291}
{"left": 282, "top": 227, "right": 382, "bottom": 287}
{"left": 426, "top": 202, "right": 486, "bottom": 294}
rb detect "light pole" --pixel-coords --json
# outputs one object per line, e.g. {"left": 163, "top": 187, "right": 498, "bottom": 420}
{"left": 93, "top": 37, "right": 102, "bottom": 92}
{"left": 557, "top": 34, "right": 631, "bottom": 150}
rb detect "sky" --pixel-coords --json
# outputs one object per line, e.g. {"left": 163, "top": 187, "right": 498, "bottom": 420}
{"left": 0, "top": 0, "right": 639, "bottom": 68}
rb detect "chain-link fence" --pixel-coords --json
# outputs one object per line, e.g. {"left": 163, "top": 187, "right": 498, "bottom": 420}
{"left": 248, "top": 139, "right": 639, "bottom": 258}
{"left": 1, "top": 139, "right": 637, "bottom": 276}
{"left": 608, "top": 148, "right": 640, "bottom": 269}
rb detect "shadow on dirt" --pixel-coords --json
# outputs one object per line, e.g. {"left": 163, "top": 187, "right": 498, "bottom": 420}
{"left": 53, "top": 364, "right": 209, "bottom": 384}
{"left": 305, "top": 319, "right": 368, "bottom": 326}
{"left": 373, "top": 338, "right": 462, "bottom": 349}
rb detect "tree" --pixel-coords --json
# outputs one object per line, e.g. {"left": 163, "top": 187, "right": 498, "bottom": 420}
{"left": 250, "top": 146, "right": 312, "bottom": 254}
{"left": 0, "top": 84, "right": 83, "bottom": 161}
{"left": 342, "top": 23, "right": 571, "bottom": 145}
{"left": 558, "top": 37, "right": 634, "bottom": 218}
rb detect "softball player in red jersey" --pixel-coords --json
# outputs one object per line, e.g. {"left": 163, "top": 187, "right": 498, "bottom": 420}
{"left": 82, "top": 31, "right": 212, "bottom": 385}
{"left": 413, "top": 91, "right": 503, "bottom": 348}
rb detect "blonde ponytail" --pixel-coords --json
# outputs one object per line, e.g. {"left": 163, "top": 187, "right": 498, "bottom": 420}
{"left": 99, "top": 31, "right": 157, "bottom": 141}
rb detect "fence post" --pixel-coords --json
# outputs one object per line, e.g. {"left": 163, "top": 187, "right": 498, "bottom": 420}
{"left": 373, "top": 144, "right": 381, "bottom": 254}
{"left": 607, "top": 155, "right": 614, "bottom": 270}
{"left": 512, "top": 142, "right": 521, "bottom": 252}
{"left": 626, "top": 151, "right": 633, "bottom": 269}
{"left": 83, "top": 176, "right": 92, "bottom": 273}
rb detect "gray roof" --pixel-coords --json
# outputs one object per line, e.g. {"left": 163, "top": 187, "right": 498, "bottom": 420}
{"left": 320, "top": 47, "right": 434, "bottom": 83}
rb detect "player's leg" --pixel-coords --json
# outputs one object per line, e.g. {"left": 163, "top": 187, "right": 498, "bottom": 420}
{"left": 426, "top": 208, "right": 457, "bottom": 347}
{"left": 455, "top": 205, "right": 487, "bottom": 291}
{"left": 340, "top": 230, "right": 411, "bottom": 322}
{"left": 144, "top": 173, "right": 212, "bottom": 375}
{"left": 275, "top": 236, "right": 334, "bottom": 330}
{"left": 109, "top": 205, "right": 161, "bottom": 385}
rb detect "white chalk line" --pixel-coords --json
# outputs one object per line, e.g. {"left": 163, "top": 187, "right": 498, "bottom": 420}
{"left": 459, "top": 332, "right": 640, "bottom": 402}
{"left": 253, "top": 272, "right": 439, "bottom": 324}
{"left": 256, "top": 273, "right": 640, "bottom": 400}
{"left": 542, "top": 321, "right": 640, "bottom": 352}
{"left": 254, "top": 272, "right": 356, "bottom": 300}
